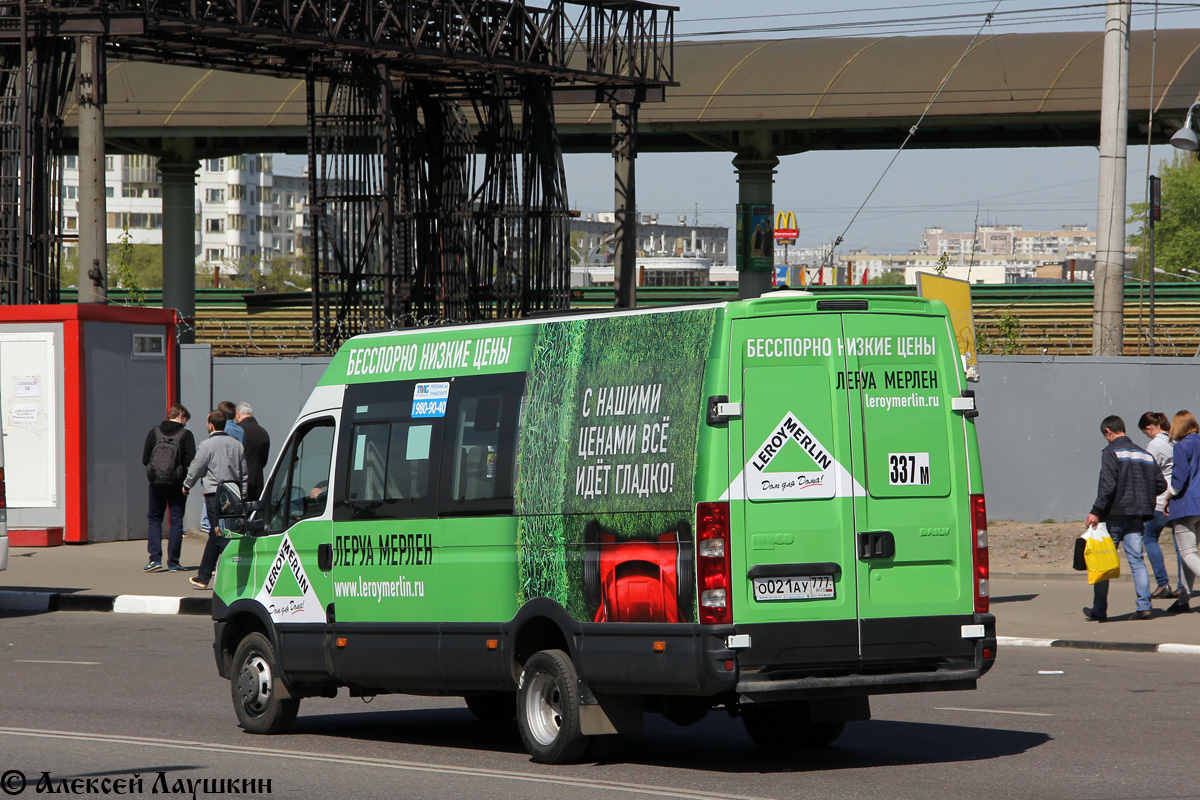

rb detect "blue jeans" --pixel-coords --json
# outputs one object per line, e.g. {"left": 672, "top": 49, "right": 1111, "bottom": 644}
{"left": 147, "top": 483, "right": 185, "bottom": 568}
{"left": 1143, "top": 510, "right": 1185, "bottom": 591}
{"left": 1092, "top": 515, "right": 1152, "bottom": 616}
{"left": 196, "top": 493, "right": 230, "bottom": 584}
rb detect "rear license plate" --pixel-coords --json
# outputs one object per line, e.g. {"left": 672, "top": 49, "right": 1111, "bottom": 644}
{"left": 752, "top": 575, "right": 835, "bottom": 601}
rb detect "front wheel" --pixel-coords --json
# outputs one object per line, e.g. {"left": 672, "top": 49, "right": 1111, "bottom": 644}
{"left": 230, "top": 632, "right": 300, "bottom": 734}
{"left": 516, "top": 649, "right": 589, "bottom": 764}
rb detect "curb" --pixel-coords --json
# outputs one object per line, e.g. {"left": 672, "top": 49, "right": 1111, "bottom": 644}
{"left": 998, "top": 635, "right": 1200, "bottom": 656}
{"left": 0, "top": 590, "right": 211, "bottom": 616}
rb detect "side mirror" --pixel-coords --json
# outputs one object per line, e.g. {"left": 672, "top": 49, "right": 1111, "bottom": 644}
{"left": 216, "top": 480, "right": 247, "bottom": 537}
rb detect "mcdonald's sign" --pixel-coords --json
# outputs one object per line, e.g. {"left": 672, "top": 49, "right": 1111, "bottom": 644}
{"left": 775, "top": 210, "right": 798, "bottom": 244}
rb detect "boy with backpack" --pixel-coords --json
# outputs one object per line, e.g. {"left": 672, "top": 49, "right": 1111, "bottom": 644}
{"left": 141, "top": 404, "right": 196, "bottom": 572}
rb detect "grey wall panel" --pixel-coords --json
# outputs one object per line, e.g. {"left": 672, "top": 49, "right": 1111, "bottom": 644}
{"left": 974, "top": 355, "right": 1200, "bottom": 524}
{"left": 179, "top": 344, "right": 212, "bottom": 533}
{"left": 84, "top": 322, "right": 169, "bottom": 543}
{"left": 175, "top": 351, "right": 328, "bottom": 534}
{"left": 211, "top": 356, "right": 331, "bottom": 479}
{"left": 0, "top": 322, "right": 66, "bottom": 530}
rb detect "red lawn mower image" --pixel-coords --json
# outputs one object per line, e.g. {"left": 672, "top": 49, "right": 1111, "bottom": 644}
{"left": 583, "top": 521, "right": 694, "bottom": 623}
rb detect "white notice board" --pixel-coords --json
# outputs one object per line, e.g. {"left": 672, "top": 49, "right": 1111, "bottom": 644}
{"left": 0, "top": 332, "right": 57, "bottom": 507}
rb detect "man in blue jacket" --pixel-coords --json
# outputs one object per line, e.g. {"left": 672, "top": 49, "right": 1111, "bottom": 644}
{"left": 1084, "top": 415, "right": 1167, "bottom": 621}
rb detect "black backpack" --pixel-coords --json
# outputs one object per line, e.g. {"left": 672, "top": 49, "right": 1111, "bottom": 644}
{"left": 147, "top": 426, "right": 186, "bottom": 486}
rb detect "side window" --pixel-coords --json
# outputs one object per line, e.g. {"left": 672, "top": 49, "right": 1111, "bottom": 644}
{"left": 336, "top": 383, "right": 441, "bottom": 521}
{"left": 263, "top": 418, "right": 336, "bottom": 533}
{"left": 440, "top": 374, "right": 524, "bottom": 515}
{"left": 345, "top": 421, "right": 434, "bottom": 505}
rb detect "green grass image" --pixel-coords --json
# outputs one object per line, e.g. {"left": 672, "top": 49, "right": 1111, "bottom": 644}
{"left": 514, "top": 309, "right": 717, "bottom": 619}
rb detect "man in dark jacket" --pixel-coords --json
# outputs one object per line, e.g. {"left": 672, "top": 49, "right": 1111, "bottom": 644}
{"left": 235, "top": 401, "right": 270, "bottom": 501}
{"left": 141, "top": 403, "right": 196, "bottom": 572}
{"left": 1083, "top": 414, "right": 1167, "bottom": 621}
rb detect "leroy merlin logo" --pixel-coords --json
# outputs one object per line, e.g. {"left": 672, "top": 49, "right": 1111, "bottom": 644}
{"left": 749, "top": 413, "right": 834, "bottom": 473}
{"left": 722, "top": 412, "right": 864, "bottom": 502}
{"left": 255, "top": 533, "right": 325, "bottom": 623}
{"left": 265, "top": 535, "right": 311, "bottom": 596}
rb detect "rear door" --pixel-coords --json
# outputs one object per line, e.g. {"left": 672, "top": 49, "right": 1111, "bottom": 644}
{"left": 731, "top": 315, "right": 862, "bottom": 664}
{"left": 840, "top": 311, "right": 973, "bottom": 662}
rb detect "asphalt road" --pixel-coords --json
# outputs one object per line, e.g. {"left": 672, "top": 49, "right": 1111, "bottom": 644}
{"left": 0, "top": 610, "right": 1192, "bottom": 799}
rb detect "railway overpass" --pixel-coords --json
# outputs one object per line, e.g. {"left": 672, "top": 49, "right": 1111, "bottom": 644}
{"left": 61, "top": 29, "right": 1200, "bottom": 312}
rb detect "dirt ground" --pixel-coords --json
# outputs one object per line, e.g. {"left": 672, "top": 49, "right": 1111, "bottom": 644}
{"left": 988, "top": 518, "right": 1180, "bottom": 575}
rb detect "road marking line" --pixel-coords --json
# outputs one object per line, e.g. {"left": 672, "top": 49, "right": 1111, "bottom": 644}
{"left": 0, "top": 727, "right": 780, "bottom": 800}
{"left": 996, "top": 636, "right": 1054, "bottom": 647}
{"left": 14, "top": 660, "right": 100, "bottom": 665}
{"left": 935, "top": 707, "right": 1053, "bottom": 717}
{"left": 113, "top": 595, "right": 182, "bottom": 615}
{"left": 1157, "top": 643, "right": 1200, "bottom": 655}
{"left": 1036, "top": 670, "right": 1064, "bottom": 675}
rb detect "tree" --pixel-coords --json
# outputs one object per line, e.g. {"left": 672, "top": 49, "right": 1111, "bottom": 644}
{"left": 220, "top": 253, "right": 312, "bottom": 293}
{"left": 1128, "top": 151, "right": 1200, "bottom": 282}
{"left": 867, "top": 270, "right": 905, "bottom": 286}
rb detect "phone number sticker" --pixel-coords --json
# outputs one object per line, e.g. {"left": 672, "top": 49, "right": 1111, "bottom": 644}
{"left": 888, "top": 452, "right": 930, "bottom": 485}
{"left": 412, "top": 382, "right": 449, "bottom": 418}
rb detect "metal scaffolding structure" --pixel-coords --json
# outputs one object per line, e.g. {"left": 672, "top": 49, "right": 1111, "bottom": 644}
{"left": 0, "top": 0, "right": 674, "bottom": 347}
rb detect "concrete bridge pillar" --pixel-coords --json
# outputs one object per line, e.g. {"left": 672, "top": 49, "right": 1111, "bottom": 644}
{"left": 159, "top": 157, "right": 199, "bottom": 344}
{"left": 733, "top": 154, "right": 779, "bottom": 299}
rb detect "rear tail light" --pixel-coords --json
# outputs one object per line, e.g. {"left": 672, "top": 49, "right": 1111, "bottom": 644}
{"left": 970, "top": 494, "right": 988, "bottom": 613}
{"left": 696, "top": 502, "right": 732, "bottom": 624}
{"left": 0, "top": 466, "right": 6, "bottom": 509}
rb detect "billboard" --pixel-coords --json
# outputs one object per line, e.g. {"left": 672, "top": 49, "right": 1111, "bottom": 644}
{"left": 736, "top": 203, "right": 774, "bottom": 272}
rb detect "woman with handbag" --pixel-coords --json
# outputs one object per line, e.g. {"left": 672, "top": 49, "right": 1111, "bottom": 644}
{"left": 1166, "top": 411, "right": 1200, "bottom": 613}
{"left": 1139, "top": 411, "right": 1181, "bottom": 599}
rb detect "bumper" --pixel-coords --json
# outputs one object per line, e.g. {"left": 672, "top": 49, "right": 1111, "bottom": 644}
{"left": 731, "top": 612, "right": 996, "bottom": 702}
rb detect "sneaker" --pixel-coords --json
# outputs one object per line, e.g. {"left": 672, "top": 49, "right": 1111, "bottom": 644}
{"left": 1132, "top": 610, "right": 1152, "bottom": 620}
{"left": 167, "top": 564, "right": 184, "bottom": 573}
{"left": 189, "top": 577, "right": 209, "bottom": 590}
{"left": 1082, "top": 606, "right": 1107, "bottom": 622}
{"left": 143, "top": 561, "right": 162, "bottom": 572}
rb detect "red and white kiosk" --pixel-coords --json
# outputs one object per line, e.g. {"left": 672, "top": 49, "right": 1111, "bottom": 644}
{"left": 0, "top": 305, "right": 177, "bottom": 545}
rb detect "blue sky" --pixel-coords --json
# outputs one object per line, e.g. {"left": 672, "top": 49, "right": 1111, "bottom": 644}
{"left": 560, "top": 1, "right": 1200, "bottom": 254}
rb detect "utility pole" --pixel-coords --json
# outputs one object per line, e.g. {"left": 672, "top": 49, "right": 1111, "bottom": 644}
{"left": 612, "top": 93, "right": 638, "bottom": 309}
{"left": 1149, "top": 174, "right": 1160, "bottom": 356}
{"left": 1093, "top": 1, "right": 1131, "bottom": 355}
{"left": 76, "top": 34, "right": 107, "bottom": 304}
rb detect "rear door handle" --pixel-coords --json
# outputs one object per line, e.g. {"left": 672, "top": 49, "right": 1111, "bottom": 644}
{"left": 858, "top": 531, "right": 895, "bottom": 560}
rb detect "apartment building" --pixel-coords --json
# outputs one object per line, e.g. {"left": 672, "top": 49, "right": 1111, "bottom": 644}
{"left": 921, "top": 224, "right": 1096, "bottom": 260}
{"left": 60, "top": 153, "right": 310, "bottom": 270}
{"left": 570, "top": 213, "right": 729, "bottom": 286}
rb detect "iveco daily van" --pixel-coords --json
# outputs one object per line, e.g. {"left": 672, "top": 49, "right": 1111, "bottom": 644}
{"left": 209, "top": 292, "right": 994, "bottom": 763}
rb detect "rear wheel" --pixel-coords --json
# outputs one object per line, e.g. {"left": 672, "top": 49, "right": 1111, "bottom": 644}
{"left": 804, "top": 720, "right": 846, "bottom": 747}
{"left": 516, "top": 649, "right": 589, "bottom": 764}
{"left": 231, "top": 632, "right": 300, "bottom": 734}
{"left": 742, "top": 702, "right": 848, "bottom": 749}
{"left": 465, "top": 693, "right": 516, "bottom": 723}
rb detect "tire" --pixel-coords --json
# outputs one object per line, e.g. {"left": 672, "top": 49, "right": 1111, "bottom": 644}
{"left": 516, "top": 649, "right": 590, "bottom": 764}
{"left": 583, "top": 522, "right": 602, "bottom": 611}
{"left": 742, "top": 702, "right": 847, "bottom": 749}
{"left": 804, "top": 719, "right": 846, "bottom": 747}
{"left": 465, "top": 693, "right": 517, "bottom": 723}
{"left": 741, "top": 702, "right": 810, "bottom": 750}
{"left": 230, "top": 632, "right": 300, "bottom": 735}
{"left": 674, "top": 523, "right": 694, "bottom": 622}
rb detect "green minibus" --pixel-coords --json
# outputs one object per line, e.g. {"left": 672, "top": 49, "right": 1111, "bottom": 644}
{"left": 211, "top": 292, "right": 995, "bottom": 763}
